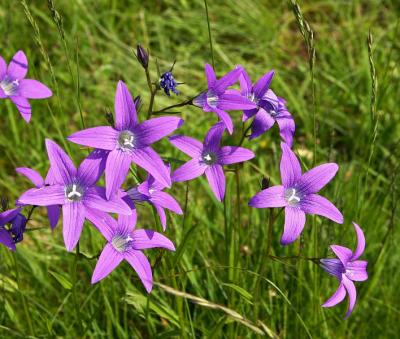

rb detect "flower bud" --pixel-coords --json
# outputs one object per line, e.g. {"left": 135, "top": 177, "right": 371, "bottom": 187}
{"left": 134, "top": 95, "right": 142, "bottom": 111}
{"left": 136, "top": 44, "right": 149, "bottom": 69}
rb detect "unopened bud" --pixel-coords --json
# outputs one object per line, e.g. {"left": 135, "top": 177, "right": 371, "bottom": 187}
{"left": 261, "top": 177, "right": 270, "bottom": 189}
{"left": 136, "top": 44, "right": 149, "bottom": 69}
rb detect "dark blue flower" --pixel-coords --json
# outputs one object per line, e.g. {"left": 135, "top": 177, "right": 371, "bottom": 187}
{"left": 159, "top": 71, "right": 179, "bottom": 96}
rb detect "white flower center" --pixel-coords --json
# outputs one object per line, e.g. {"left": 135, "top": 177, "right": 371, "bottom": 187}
{"left": 0, "top": 77, "right": 19, "bottom": 96}
{"left": 118, "top": 130, "right": 136, "bottom": 152}
{"left": 284, "top": 188, "right": 301, "bottom": 206}
{"left": 65, "top": 183, "right": 84, "bottom": 202}
{"left": 112, "top": 234, "right": 133, "bottom": 253}
{"left": 206, "top": 91, "right": 218, "bottom": 108}
{"left": 201, "top": 151, "right": 217, "bottom": 165}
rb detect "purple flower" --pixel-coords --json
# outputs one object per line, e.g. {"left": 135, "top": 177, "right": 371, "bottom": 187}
{"left": 16, "top": 167, "right": 61, "bottom": 229}
{"left": 17, "top": 140, "right": 132, "bottom": 252}
{"left": 0, "top": 50, "right": 52, "bottom": 123}
{"left": 193, "top": 64, "right": 256, "bottom": 134}
{"left": 0, "top": 207, "right": 25, "bottom": 251}
{"left": 249, "top": 142, "right": 343, "bottom": 245}
{"left": 126, "top": 164, "right": 183, "bottom": 231}
{"left": 160, "top": 71, "right": 179, "bottom": 96}
{"left": 87, "top": 211, "right": 175, "bottom": 292}
{"left": 239, "top": 69, "right": 295, "bottom": 146}
{"left": 170, "top": 122, "right": 255, "bottom": 201}
{"left": 68, "top": 81, "right": 183, "bottom": 199}
{"left": 321, "top": 222, "right": 368, "bottom": 318}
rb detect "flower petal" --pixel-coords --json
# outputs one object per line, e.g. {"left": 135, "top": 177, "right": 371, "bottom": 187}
{"left": 114, "top": 80, "right": 137, "bottom": 130}
{"left": 0, "top": 55, "right": 7, "bottom": 79}
{"left": 172, "top": 159, "right": 206, "bottom": 182}
{"left": 342, "top": 275, "right": 357, "bottom": 318}
{"left": 169, "top": 135, "right": 203, "bottom": 158}
{"left": 253, "top": 70, "right": 274, "bottom": 99}
{"left": 218, "top": 146, "right": 254, "bottom": 165}
{"left": 212, "top": 108, "right": 234, "bottom": 134}
{"left": 280, "top": 142, "right": 301, "bottom": 188}
{"left": 248, "top": 185, "right": 286, "bottom": 208}
{"left": 346, "top": 260, "right": 368, "bottom": 281}
{"left": 351, "top": 222, "right": 365, "bottom": 260}
{"left": 10, "top": 96, "right": 31, "bottom": 122}
{"left": 47, "top": 205, "right": 60, "bottom": 230}
{"left": 205, "top": 164, "right": 225, "bottom": 201}
{"left": 105, "top": 149, "right": 132, "bottom": 199}
{"left": 78, "top": 149, "right": 107, "bottom": 187}
{"left": 7, "top": 51, "right": 28, "bottom": 79}
{"left": 132, "top": 229, "right": 175, "bottom": 251}
{"left": 276, "top": 109, "right": 295, "bottom": 147}
{"left": 16, "top": 167, "right": 44, "bottom": 188}
{"left": 204, "top": 121, "right": 225, "bottom": 150}
{"left": 134, "top": 116, "right": 183, "bottom": 147}
{"left": 298, "top": 163, "right": 339, "bottom": 194}
{"left": 118, "top": 212, "right": 137, "bottom": 234}
{"left": 321, "top": 283, "right": 346, "bottom": 308}
{"left": 91, "top": 243, "right": 123, "bottom": 284}
{"left": 84, "top": 187, "right": 132, "bottom": 215}
{"left": 125, "top": 250, "right": 153, "bottom": 293}
{"left": 214, "top": 66, "right": 242, "bottom": 94}
{"left": 248, "top": 109, "right": 275, "bottom": 140}
{"left": 45, "top": 139, "right": 76, "bottom": 185}
{"left": 155, "top": 205, "right": 167, "bottom": 231}
{"left": 300, "top": 194, "right": 343, "bottom": 223}
{"left": 85, "top": 209, "right": 116, "bottom": 242}
{"left": 0, "top": 229, "right": 16, "bottom": 251}
{"left": 218, "top": 93, "right": 257, "bottom": 111}
{"left": 281, "top": 206, "right": 306, "bottom": 245}
{"left": 131, "top": 147, "right": 171, "bottom": 188}
{"left": 0, "top": 207, "right": 22, "bottom": 226}
{"left": 239, "top": 68, "right": 252, "bottom": 95}
{"left": 68, "top": 126, "right": 118, "bottom": 151}
{"left": 330, "top": 245, "right": 353, "bottom": 266}
{"left": 62, "top": 202, "right": 85, "bottom": 252}
{"left": 17, "top": 185, "right": 65, "bottom": 206}
{"left": 149, "top": 191, "right": 183, "bottom": 214}
{"left": 205, "top": 63, "right": 216, "bottom": 87}
{"left": 18, "top": 79, "right": 52, "bottom": 99}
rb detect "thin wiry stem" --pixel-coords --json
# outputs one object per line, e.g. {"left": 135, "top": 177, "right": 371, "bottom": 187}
{"left": 204, "top": 0, "right": 215, "bottom": 69}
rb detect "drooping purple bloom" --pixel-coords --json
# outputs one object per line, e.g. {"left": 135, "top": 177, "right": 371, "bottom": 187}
{"left": 239, "top": 69, "right": 295, "bottom": 146}
{"left": 321, "top": 222, "right": 368, "bottom": 318}
{"left": 160, "top": 71, "right": 179, "bottom": 96}
{"left": 249, "top": 142, "right": 343, "bottom": 245}
{"left": 86, "top": 211, "right": 175, "bottom": 292}
{"left": 0, "top": 50, "right": 52, "bottom": 122}
{"left": 193, "top": 64, "right": 256, "bottom": 134}
{"left": 170, "top": 122, "right": 255, "bottom": 201}
{"left": 17, "top": 140, "right": 132, "bottom": 252}
{"left": 68, "top": 81, "right": 183, "bottom": 199}
{"left": 126, "top": 164, "right": 183, "bottom": 230}
{"left": 0, "top": 207, "right": 26, "bottom": 251}
{"left": 16, "top": 167, "right": 60, "bottom": 229}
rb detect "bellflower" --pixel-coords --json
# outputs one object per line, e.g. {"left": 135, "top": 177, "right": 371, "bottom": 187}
{"left": 249, "top": 142, "right": 343, "bottom": 245}
{"left": 68, "top": 81, "right": 183, "bottom": 199}
{"left": 86, "top": 211, "right": 175, "bottom": 292}
{"left": 170, "top": 122, "right": 255, "bottom": 201}
{"left": 0, "top": 207, "right": 26, "bottom": 251}
{"left": 239, "top": 69, "right": 295, "bottom": 146}
{"left": 17, "top": 140, "right": 131, "bottom": 251}
{"left": 0, "top": 50, "right": 52, "bottom": 122}
{"left": 16, "top": 167, "right": 60, "bottom": 229}
{"left": 126, "top": 164, "right": 183, "bottom": 230}
{"left": 193, "top": 64, "right": 256, "bottom": 134}
{"left": 321, "top": 222, "right": 368, "bottom": 318}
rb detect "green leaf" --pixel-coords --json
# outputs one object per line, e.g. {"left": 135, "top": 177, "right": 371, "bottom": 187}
{"left": 221, "top": 283, "right": 253, "bottom": 304}
{"left": 49, "top": 271, "right": 72, "bottom": 290}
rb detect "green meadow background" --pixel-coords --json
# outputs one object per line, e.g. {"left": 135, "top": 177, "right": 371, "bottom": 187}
{"left": 0, "top": 0, "right": 399, "bottom": 338}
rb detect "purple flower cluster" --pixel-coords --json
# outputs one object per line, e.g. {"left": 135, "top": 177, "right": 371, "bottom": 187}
{"left": 1, "top": 47, "right": 368, "bottom": 315}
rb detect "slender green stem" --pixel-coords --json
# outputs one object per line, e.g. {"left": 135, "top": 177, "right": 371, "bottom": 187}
{"left": 203, "top": 0, "right": 215, "bottom": 69}
{"left": 71, "top": 243, "right": 83, "bottom": 332}
{"left": 152, "top": 98, "right": 194, "bottom": 115}
{"left": 238, "top": 124, "right": 252, "bottom": 147}
{"left": 145, "top": 68, "right": 157, "bottom": 119}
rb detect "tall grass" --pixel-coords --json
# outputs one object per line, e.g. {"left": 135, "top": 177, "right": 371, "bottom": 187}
{"left": 0, "top": 0, "right": 399, "bottom": 338}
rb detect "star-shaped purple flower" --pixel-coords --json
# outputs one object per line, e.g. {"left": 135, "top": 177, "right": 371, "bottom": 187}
{"left": 86, "top": 211, "right": 175, "bottom": 292}
{"left": 16, "top": 167, "right": 61, "bottom": 230}
{"left": 321, "top": 222, "right": 368, "bottom": 318}
{"left": 0, "top": 207, "right": 26, "bottom": 251}
{"left": 170, "top": 122, "right": 255, "bottom": 201}
{"left": 0, "top": 50, "right": 52, "bottom": 122}
{"left": 17, "top": 139, "right": 131, "bottom": 252}
{"left": 193, "top": 64, "right": 256, "bottom": 134}
{"left": 239, "top": 69, "right": 295, "bottom": 146}
{"left": 125, "top": 164, "right": 183, "bottom": 231}
{"left": 68, "top": 81, "right": 183, "bottom": 199}
{"left": 249, "top": 142, "right": 343, "bottom": 245}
